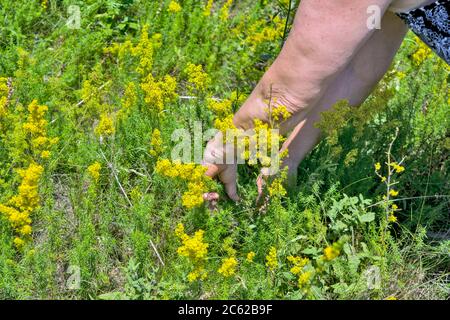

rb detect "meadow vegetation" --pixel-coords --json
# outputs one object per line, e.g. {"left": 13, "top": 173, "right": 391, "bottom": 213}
{"left": 0, "top": 0, "right": 449, "bottom": 299}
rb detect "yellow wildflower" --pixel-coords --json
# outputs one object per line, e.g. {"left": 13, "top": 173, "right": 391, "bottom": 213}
{"left": 298, "top": 271, "right": 312, "bottom": 287}
{"left": 246, "top": 251, "right": 256, "bottom": 262}
{"left": 187, "top": 266, "right": 208, "bottom": 282}
{"left": 95, "top": 113, "right": 115, "bottom": 137}
{"left": 389, "top": 189, "right": 399, "bottom": 197}
{"left": 246, "top": 16, "right": 285, "bottom": 48}
{"left": 175, "top": 224, "right": 209, "bottom": 282}
{"left": 10, "top": 163, "right": 44, "bottom": 213}
{"left": 0, "top": 77, "right": 8, "bottom": 119}
{"left": 156, "top": 159, "right": 210, "bottom": 209}
{"left": 412, "top": 38, "right": 432, "bottom": 66}
{"left": 388, "top": 212, "right": 397, "bottom": 223}
{"left": 214, "top": 114, "right": 236, "bottom": 133}
{"left": 182, "top": 183, "right": 207, "bottom": 209}
{"left": 323, "top": 244, "right": 340, "bottom": 262}
{"left": 375, "top": 162, "right": 381, "bottom": 171}
{"left": 87, "top": 162, "right": 102, "bottom": 182}
{"left": 177, "top": 229, "right": 208, "bottom": 261}
{"left": 131, "top": 25, "right": 161, "bottom": 75}
{"left": 287, "top": 255, "right": 310, "bottom": 275}
{"left": 265, "top": 246, "right": 278, "bottom": 271}
{"left": 13, "top": 237, "right": 25, "bottom": 249}
{"left": 268, "top": 104, "right": 291, "bottom": 122}
{"left": 168, "top": 1, "right": 182, "bottom": 13}
{"left": 268, "top": 170, "right": 288, "bottom": 198}
{"left": 0, "top": 163, "right": 44, "bottom": 247}
{"left": 185, "top": 63, "right": 210, "bottom": 93}
{"left": 40, "top": 150, "right": 50, "bottom": 159}
{"left": 140, "top": 74, "right": 178, "bottom": 113}
{"left": 218, "top": 257, "right": 238, "bottom": 277}
{"left": 22, "top": 99, "right": 58, "bottom": 159}
{"left": 119, "top": 82, "right": 137, "bottom": 119}
{"left": 389, "top": 162, "right": 405, "bottom": 173}
{"left": 203, "top": 0, "right": 214, "bottom": 16}
{"left": 207, "top": 98, "right": 232, "bottom": 117}
{"left": 149, "top": 128, "right": 164, "bottom": 157}
{"left": 220, "top": 0, "right": 233, "bottom": 21}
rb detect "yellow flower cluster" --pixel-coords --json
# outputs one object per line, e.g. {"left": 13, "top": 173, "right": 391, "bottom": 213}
{"left": 203, "top": 0, "right": 214, "bottom": 16}
{"left": 218, "top": 256, "right": 238, "bottom": 277}
{"left": 265, "top": 246, "right": 278, "bottom": 271}
{"left": 0, "top": 163, "right": 44, "bottom": 248}
{"left": 214, "top": 114, "right": 236, "bottom": 133}
{"left": 246, "top": 251, "right": 255, "bottom": 262}
{"left": 95, "top": 113, "right": 115, "bottom": 137}
{"left": 388, "top": 204, "right": 399, "bottom": 223}
{"left": 185, "top": 63, "right": 210, "bottom": 93}
{"left": 287, "top": 255, "right": 312, "bottom": 290}
{"left": 267, "top": 167, "right": 288, "bottom": 198}
{"left": 375, "top": 157, "right": 405, "bottom": 223}
{"left": 104, "top": 25, "right": 162, "bottom": 75}
{"left": 287, "top": 255, "right": 310, "bottom": 275}
{"left": 0, "top": 77, "right": 8, "bottom": 120}
{"left": 207, "top": 98, "right": 232, "bottom": 117}
{"left": 140, "top": 74, "right": 178, "bottom": 113}
{"left": 79, "top": 79, "right": 102, "bottom": 116}
{"left": 298, "top": 271, "right": 313, "bottom": 288}
{"left": 168, "top": 1, "right": 182, "bottom": 13}
{"left": 251, "top": 119, "right": 286, "bottom": 165}
{"left": 155, "top": 159, "right": 210, "bottom": 209}
{"left": 220, "top": 0, "right": 233, "bottom": 21}
{"left": 412, "top": 37, "right": 432, "bottom": 66}
{"left": 323, "top": 245, "right": 341, "bottom": 261}
{"left": 133, "top": 25, "right": 162, "bottom": 75}
{"left": 87, "top": 162, "right": 102, "bottom": 182}
{"left": 211, "top": 96, "right": 288, "bottom": 171}
{"left": 118, "top": 82, "right": 137, "bottom": 120}
{"left": 207, "top": 91, "right": 245, "bottom": 118}
{"left": 175, "top": 223, "right": 209, "bottom": 282}
{"left": 267, "top": 104, "right": 291, "bottom": 122}
{"left": 23, "top": 100, "right": 58, "bottom": 159}
{"left": 322, "top": 242, "right": 342, "bottom": 262}
{"left": 149, "top": 128, "right": 164, "bottom": 157}
{"left": 246, "top": 16, "right": 285, "bottom": 48}
{"left": 389, "top": 162, "right": 405, "bottom": 173}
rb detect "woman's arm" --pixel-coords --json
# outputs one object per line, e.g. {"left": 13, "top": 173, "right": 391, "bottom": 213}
{"left": 276, "top": 10, "right": 408, "bottom": 188}
{"left": 205, "top": 0, "right": 396, "bottom": 200}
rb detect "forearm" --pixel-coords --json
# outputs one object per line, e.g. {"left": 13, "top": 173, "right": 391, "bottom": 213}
{"left": 281, "top": 11, "right": 408, "bottom": 174}
{"left": 233, "top": 0, "right": 394, "bottom": 134}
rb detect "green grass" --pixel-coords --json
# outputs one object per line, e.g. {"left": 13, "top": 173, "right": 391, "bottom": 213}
{"left": 0, "top": 0, "right": 449, "bottom": 300}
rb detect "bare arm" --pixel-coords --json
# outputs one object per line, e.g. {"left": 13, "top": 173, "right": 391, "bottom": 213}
{"left": 204, "top": 0, "right": 396, "bottom": 200}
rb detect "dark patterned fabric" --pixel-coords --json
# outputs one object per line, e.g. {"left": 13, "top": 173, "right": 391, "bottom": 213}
{"left": 397, "top": 0, "right": 450, "bottom": 64}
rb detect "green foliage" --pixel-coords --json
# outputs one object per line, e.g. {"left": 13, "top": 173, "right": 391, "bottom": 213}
{"left": 0, "top": 0, "right": 448, "bottom": 300}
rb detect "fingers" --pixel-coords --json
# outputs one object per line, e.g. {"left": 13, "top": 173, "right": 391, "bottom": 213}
{"left": 256, "top": 174, "right": 265, "bottom": 196}
{"left": 219, "top": 164, "right": 240, "bottom": 202}
{"left": 203, "top": 163, "right": 240, "bottom": 202}
{"left": 204, "top": 163, "right": 221, "bottom": 178}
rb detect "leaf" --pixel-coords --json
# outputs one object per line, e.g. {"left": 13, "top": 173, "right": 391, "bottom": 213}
{"left": 359, "top": 212, "right": 375, "bottom": 223}
{"left": 301, "top": 247, "right": 321, "bottom": 255}
{"left": 288, "top": 235, "right": 308, "bottom": 243}
{"left": 98, "top": 291, "right": 129, "bottom": 300}
{"left": 282, "top": 272, "right": 296, "bottom": 281}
